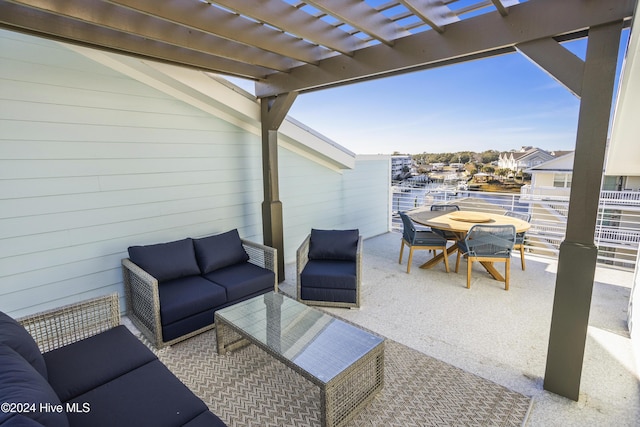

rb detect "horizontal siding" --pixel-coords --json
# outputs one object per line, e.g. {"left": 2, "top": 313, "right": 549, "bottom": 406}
{"left": 0, "top": 29, "right": 389, "bottom": 317}
{"left": 0, "top": 31, "right": 264, "bottom": 316}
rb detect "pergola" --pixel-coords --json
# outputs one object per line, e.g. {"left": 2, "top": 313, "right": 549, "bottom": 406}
{"left": 1, "top": 0, "right": 636, "bottom": 402}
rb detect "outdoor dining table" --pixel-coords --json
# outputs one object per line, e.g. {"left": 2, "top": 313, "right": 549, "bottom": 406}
{"left": 408, "top": 209, "right": 531, "bottom": 282}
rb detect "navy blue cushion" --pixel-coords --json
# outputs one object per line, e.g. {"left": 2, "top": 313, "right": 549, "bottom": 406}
{"left": 300, "top": 259, "right": 357, "bottom": 290}
{"left": 0, "top": 312, "right": 47, "bottom": 380}
{"left": 128, "top": 238, "right": 200, "bottom": 282}
{"left": 193, "top": 229, "right": 249, "bottom": 274}
{"left": 158, "top": 276, "right": 227, "bottom": 326}
{"left": 1, "top": 414, "right": 46, "bottom": 426}
{"left": 308, "top": 229, "right": 359, "bottom": 261}
{"left": 300, "top": 287, "right": 357, "bottom": 305}
{"left": 161, "top": 309, "right": 216, "bottom": 343}
{"left": 65, "top": 360, "right": 211, "bottom": 427}
{"left": 43, "top": 326, "right": 157, "bottom": 403}
{"left": 0, "top": 345, "right": 69, "bottom": 427}
{"left": 203, "top": 262, "right": 274, "bottom": 302}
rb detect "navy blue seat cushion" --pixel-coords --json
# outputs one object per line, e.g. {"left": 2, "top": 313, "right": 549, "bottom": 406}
{"left": 128, "top": 238, "right": 200, "bottom": 282}
{"left": 43, "top": 325, "right": 157, "bottom": 403}
{"left": 65, "top": 360, "right": 214, "bottom": 427}
{"left": 0, "top": 345, "right": 69, "bottom": 427}
{"left": 308, "top": 229, "right": 359, "bottom": 261}
{"left": 0, "top": 312, "right": 47, "bottom": 379}
{"left": 2, "top": 414, "right": 46, "bottom": 426}
{"left": 158, "top": 276, "right": 227, "bottom": 326}
{"left": 193, "top": 229, "right": 249, "bottom": 274}
{"left": 161, "top": 309, "right": 217, "bottom": 343}
{"left": 300, "top": 287, "right": 357, "bottom": 305}
{"left": 300, "top": 259, "right": 357, "bottom": 290}
{"left": 203, "top": 262, "right": 274, "bottom": 301}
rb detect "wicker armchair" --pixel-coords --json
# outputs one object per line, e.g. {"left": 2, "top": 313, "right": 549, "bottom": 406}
{"left": 297, "top": 229, "right": 362, "bottom": 309}
{"left": 123, "top": 238, "right": 277, "bottom": 348}
{"left": 455, "top": 224, "right": 516, "bottom": 290}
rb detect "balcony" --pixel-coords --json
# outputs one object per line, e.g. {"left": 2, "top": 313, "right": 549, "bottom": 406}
{"left": 278, "top": 232, "right": 639, "bottom": 425}
{"left": 392, "top": 187, "right": 640, "bottom": 269}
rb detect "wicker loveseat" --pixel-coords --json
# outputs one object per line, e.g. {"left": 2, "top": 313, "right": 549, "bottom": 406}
{"left": 0, "top": 294, "right": 226, "bottom": 427}
{"left": 122, "top": 229, "right": 277, "bottom": 348}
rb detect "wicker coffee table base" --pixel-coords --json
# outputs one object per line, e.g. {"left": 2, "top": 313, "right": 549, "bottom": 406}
{"left": 216, "top": 320, "right": 384, "bottom": 427}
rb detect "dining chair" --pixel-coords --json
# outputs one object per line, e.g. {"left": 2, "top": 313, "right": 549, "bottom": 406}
{"left": 504, "top": 210, "right": 531, "bottom": 270}
{"left": 399, "top": 212, "right": 449, "bottom": 273}
{"left": 430, "top": 204, "right": 461, "bottom": 242}
{"left": 455, "top": 224, "right": 516, "bottom": 290}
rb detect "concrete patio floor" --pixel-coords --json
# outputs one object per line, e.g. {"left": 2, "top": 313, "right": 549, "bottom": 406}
{"left": 279, "top": 231, "right": 640, "bottom": 426}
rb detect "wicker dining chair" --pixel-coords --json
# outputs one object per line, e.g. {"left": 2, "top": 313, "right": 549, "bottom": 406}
{"left": 430, "top": 204, "right": 461, "bottom": 242}
{"left": 399, "top": 212, "right": 449, "bottom": 273}
{"left": 455, "top": 224, "right": 516, "bottom": 290}
{"left": 504, "top": 210, "right": 531, "bottom": 270}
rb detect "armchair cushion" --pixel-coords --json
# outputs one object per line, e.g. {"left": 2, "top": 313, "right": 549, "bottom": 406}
{"left": 203, "top": 262, "right": 274, "bottom": 302}
{"left": 128, "top": 238, "right": 200, "bottom": 282}
{"left": 43, "top": 325, "right": 157, "bottom": 402}
{"left": 158, "top": 276, "right": 227, "bottom": 326}
{"left": 193, "top": 229, "right": 249, "bottom": 274}
{"left": 300, "top": 260, "right": 357, "bottom": 290}
{"left": 0, "top": 312, "right": 48, "bottom": 379}
{"left": 308, "top": 229, "right": 359, "bottom": 261}
{"left": 0, "top": 345, "right": 68, "bottom": 427}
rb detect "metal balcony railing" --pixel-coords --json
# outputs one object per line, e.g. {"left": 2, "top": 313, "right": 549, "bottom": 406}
{"left": 391, "top": 185, "right": 640, "bottom": 269}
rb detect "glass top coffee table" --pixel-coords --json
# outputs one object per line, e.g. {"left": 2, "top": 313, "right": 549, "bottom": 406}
{"left": 215, "top": 291, "right": 385, "bottom": 427}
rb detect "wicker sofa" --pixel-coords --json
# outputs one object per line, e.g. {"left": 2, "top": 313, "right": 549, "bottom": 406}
{"left": 122, "top": 229, "right": 277, "bottom": 348}
{"left": 0, "top": 294, "right": 227, "bottom": 427}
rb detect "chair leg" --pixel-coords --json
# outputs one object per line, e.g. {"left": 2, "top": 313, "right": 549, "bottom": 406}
{"left": 407, "top": 247, "right": 414, "bottom": 273}
{"left": 399, "top": 239, "right": 405, "bottom": 264}
{"left": 442, "top": 248, "right": 450, "bottom": 273}
{"left": 455, "top": 251, "right": 461, "bottom": 273}
{"left": 466, "top": 259, "right": 472, "bottom": 289}
{"left": 520, "top": 246, "right": 526, "bottom": 270}
{"left": 505, "top": 258, "right": 511, "bottom": 291}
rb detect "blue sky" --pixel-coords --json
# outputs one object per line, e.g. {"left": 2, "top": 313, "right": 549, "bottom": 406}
{"left": 230, "top": 31, "right": 629, "bottom": 156}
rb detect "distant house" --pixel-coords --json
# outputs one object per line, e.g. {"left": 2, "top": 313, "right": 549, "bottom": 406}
{"left": 522, "top": 152, "right": 575, "bottom": 200}
{"left": 498, "top": 147, "right": 555, "bottom": 172}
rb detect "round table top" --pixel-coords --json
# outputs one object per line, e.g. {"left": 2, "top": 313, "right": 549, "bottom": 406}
{"left": 409, "top": 209, "right": 531, "bottom": 234}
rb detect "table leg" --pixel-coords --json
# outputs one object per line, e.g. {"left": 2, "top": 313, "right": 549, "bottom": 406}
{"left": 479, "top": 261, "right": 504, "bottom": 281}
{"left": 419, "top": 245, "right": 457, "bottom": 269}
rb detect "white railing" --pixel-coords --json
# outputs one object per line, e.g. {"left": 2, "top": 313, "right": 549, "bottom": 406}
{"left": 391, "top": 187, "right": 640, "bottom": 269}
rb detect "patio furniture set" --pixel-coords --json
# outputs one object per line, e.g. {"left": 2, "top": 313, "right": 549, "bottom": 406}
{"left": 0, "top": 293, "right": 226, "bottom": 427}
{"left": 401, "top": 205, "right": 531, "bottom": 290}
{"left": 1, "top": 228, "right": 375, "bottom": 427}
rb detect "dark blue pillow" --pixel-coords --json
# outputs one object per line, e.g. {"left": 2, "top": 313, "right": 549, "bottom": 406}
{"left": 308, "top": 229, "right": 359, "bottom": 261}
{"left": 193, "top": 229, "right": 249, "bottom": 274}
{"left": 128, "top": 238, "right": 200, "bottom": 282}
{"left": 0, "top": 312, "right": 47, "bottom": 380}
{"left": 0, "top": 345, "right": 69, "bottom": 427}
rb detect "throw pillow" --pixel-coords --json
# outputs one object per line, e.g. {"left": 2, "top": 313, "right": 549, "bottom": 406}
{"left": 128, "top": 238, "right": 200, "bottom": 282}
{"left": 193, "top": 229, "right": 249, "bottom": 274}
{"left": 0, "top": 312, "right": 47, "bottom": 379}
{"left": 308, "top": 229, "right": 359, "bottom": 261}
{"left": 0, "top": 345, "right": 69, "bottom": 427}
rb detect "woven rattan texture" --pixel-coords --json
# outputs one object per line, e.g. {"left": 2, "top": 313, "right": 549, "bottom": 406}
{"left": 144, "top": 329, "right": 531, "bottom": 427}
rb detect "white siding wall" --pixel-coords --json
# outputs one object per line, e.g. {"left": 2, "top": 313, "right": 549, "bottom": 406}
{"left": 0, "top": 30, "right": 389, "bottom": 317}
